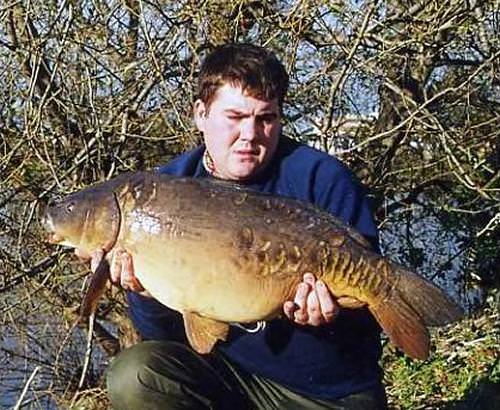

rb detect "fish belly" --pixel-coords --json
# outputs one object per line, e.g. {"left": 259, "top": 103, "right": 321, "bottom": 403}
{"left": 128, "top": 241, "right": 296, "bottom": 323}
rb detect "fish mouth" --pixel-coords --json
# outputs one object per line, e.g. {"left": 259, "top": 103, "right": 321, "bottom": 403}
{"left": 41, "top": 212, "right": 64, "bottom": 244}
{"left": 46, "top": 232, "right": 65, "bottom": 244}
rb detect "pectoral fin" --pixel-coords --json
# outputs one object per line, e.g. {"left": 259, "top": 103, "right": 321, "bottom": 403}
{"left": 182, "top": 312, "right": 229, "bottom": 354}
{"left": 79, "top": 255, "right": 110, "bottom": 320}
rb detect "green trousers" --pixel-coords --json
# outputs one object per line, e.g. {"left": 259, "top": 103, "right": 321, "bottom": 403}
{"left": 106, "top": 341, "right": 387, "bottom": 410}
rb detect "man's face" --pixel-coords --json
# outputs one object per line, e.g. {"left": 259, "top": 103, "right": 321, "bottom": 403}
{"left": 194, "top": 84, "right": 282, "bottom": 181}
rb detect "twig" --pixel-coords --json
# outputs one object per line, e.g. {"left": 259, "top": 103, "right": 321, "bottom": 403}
{"left": 335, "top": 50, "right": 500, "bottom": 154}
{"left": 69, "top": 313, "right": 95, "bottom": 408}
{"left": 13, "top": 365, "right": 40, "bottom": 410}
{"left": 320, "top": 3, "right": 376, "bottom": 148}
{"left": 476, "top": 212, "right": 500, "bottom": 237}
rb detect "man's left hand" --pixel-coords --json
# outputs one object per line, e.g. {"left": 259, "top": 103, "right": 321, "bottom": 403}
{"left": 283, "top": 273, "right": 339, "bottom": 326}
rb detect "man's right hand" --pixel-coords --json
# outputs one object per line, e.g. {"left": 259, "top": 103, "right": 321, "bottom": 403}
{"left": 77, "top": 247, "right": 151, "bottom": 296}
{"left": 109, "top": 247, "right": 146, "bottom": 293}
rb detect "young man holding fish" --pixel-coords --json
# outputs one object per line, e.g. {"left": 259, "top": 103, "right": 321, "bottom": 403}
{"left": 92, "top": 44, "right": 387, "bottom": 409}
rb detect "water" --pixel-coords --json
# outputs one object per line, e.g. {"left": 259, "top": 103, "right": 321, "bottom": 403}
{"left": 379, "top": 198, "right": 485, "bottom": 313}
{"left": 0, "top": 297, "right": 109, "bottom": 409}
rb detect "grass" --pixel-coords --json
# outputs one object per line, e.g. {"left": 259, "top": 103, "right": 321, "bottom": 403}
{"left": 384, "top": 296, "right": 500, "bottom": 409}
{"left": 61, "top": 388, "right": 110, "bottom": 410}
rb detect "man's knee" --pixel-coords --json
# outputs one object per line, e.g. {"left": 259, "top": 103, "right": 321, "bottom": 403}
{"left": 107, "top": 340, "right": 190, "bottom": 409}
{"left": 106, "top": 340, "right": 224, "bottom": 409}
{"left": 106, "top": 341, "right": 157, "bottom": 407}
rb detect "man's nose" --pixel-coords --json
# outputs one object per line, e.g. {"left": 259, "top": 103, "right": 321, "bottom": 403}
{"left": 239, "top": 118, "right": 258, "bottom": 141}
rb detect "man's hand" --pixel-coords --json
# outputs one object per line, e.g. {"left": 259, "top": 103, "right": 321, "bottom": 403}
{"left": 108, "top": 248, "right": 147, "bottom": 293}
{"left": 283, "top": 273, "right": 339, "bottom": 326}
{"left": 76, "top": 247, "right": 150, "bottom": 296}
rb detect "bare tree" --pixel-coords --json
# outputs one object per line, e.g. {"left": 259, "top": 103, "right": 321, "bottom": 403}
{"left": 1, "top": 0, "right": 498, "bottom": 407}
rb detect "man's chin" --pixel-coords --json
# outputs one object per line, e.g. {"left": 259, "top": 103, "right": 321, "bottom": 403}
{"left": 219, "top": 166, "right": 258, "bottom": 181}
{"left": 228, "top": 165, "right": 263, "bottom": 181}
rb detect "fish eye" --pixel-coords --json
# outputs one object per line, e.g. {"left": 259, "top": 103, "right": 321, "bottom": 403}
{"left": 66, "top": 202, "right": 74, "bottom": 213}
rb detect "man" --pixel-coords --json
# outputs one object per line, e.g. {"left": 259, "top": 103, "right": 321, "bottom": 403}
{"left": 93, "top": 43, "right": 386, "bottom": 409}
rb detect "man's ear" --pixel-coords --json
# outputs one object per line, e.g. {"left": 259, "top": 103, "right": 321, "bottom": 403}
{"left": 193, "top": 99, "right": 206, "bottom": 132}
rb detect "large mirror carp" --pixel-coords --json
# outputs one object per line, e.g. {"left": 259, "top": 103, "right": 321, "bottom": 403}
{"left": 43, "top": 171, "right": 463, "bottom": 359}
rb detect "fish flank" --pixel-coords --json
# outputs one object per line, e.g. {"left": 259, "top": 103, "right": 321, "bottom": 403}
{"left": 291, "top": 245, "right": 302, "bottom": 261}
{"left": 287, "top": 246, "right": 302, "bottom": 272}
{"left": 141, "top": 181, "right": 157, "bottom": 208}
{"left": 273, "top": 243, "right": 287, "bottom": 272}
{"left": 330, "top": 234, "right": 345, "bottom": 248}
{"left": 337, "top": 251, "right": 351, "bottom": 281}
{"left": 376, "top": 259, "right": 391, "bottom": 280}
{"left": 236, "top": 226, "right": 254, "bottom": 250}
{"left": 343, "top": 252, "right": 356, "bottom": 283}
{"left": 260, "top": 241, "right": 271, "bottom": 252}
{"left": 354, "top": 257, "right": 370, "bottom": 289}
{"left": 348, "top": 258, "right": 364, "bottom": 287}
{"left": 329, "top": 250, "right": 340, "bottom": 279}
{"left": 366, "top": 265, "right": 383, "bottom": 295}
{"left": 79, "top": 208, "right": 92, "bottom": 247}
{"left": 233, "top": 193, "right": 248, "bottom": 205}
{"left": 318, "top": 243, "right": 331, "bottom": 275}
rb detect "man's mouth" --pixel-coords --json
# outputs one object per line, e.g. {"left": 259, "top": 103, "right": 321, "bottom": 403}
{"left": 235, "top": 149, "right": 259, "bottom": 158}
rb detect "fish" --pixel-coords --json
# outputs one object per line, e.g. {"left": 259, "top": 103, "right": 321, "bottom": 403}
{"left": 42, "top": 171, "right": 463, "bottom": 359}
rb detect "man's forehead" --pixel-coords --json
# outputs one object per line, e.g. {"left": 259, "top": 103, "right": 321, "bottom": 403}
{"left": 213, "top": 83, "right": 279, "bottom": 110}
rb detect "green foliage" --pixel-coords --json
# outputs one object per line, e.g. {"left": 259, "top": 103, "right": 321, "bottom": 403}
{"left": 384, "top": 299, "right": 500, "bottom": 409}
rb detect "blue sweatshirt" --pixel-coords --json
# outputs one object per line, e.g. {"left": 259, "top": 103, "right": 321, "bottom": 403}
{"left": 127, "top": 136, "right": 383, "bottom": 400}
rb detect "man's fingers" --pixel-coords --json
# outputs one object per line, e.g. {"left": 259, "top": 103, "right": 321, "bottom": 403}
{"left": 293, "top": 282, "right": 310, "bottom": 324}
{"left": 119, "top": 252, "right": 144, "bottom": 292}
{"left": 119, "top": 252, "right": 133, "bottom": 289}
{"left": 283, "top": 300, "right": 297, "bottom": 320}
{"left": 306, "top": 289, "right": 323, "bottom": 326}
{"left": 284, "top": 273, "right": 339, "bottom": 326}
{"left": 316, "top": 280, "right": 338, "bottom": 323}
{"left": 80, "top": 247, "right": 146, "bottom": 294}
{"left": 303, "top": 272, "right": 316, "bottom": 286}
{"left": 302, "top": 273, "right": 324, "bottom": 325}
{"left": 294, "top": 282, "right": 310, "bottom": 307}
{"left": 109, "top": 248, "right": 145, "bottom": 292}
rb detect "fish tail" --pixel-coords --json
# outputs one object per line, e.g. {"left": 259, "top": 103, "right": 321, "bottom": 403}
{"left": 368, "top": 264, "right": 463, "bottom": 360}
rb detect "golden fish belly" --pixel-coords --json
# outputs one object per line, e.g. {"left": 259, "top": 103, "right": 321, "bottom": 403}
{"left": 126, "top": 239, "right": 298, "bottom": 323}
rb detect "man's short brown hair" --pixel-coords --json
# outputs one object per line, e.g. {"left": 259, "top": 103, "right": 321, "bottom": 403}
{"left": 197, "top": 43, "right": 289, "bottom": 110}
